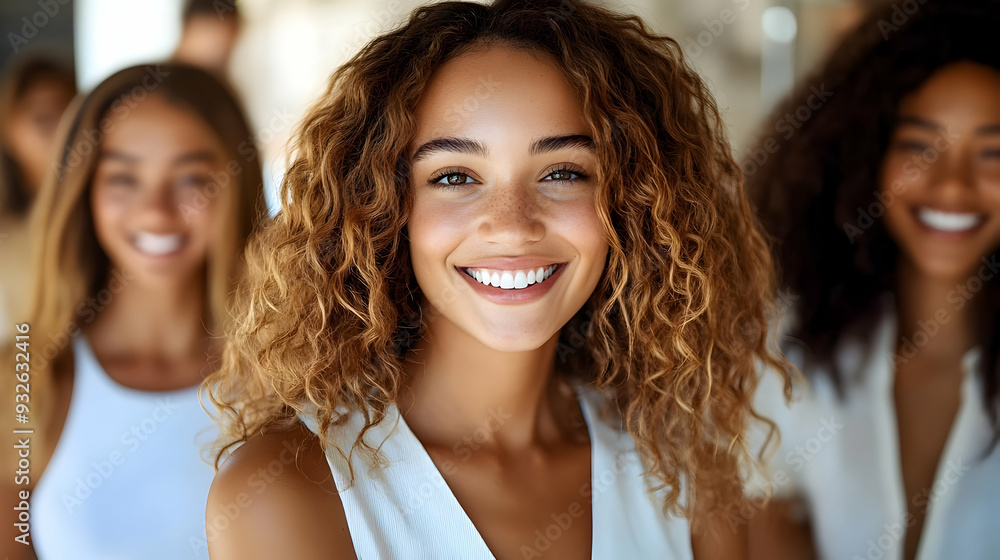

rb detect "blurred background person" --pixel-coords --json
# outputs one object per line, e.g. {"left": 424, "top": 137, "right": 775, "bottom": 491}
{"left": 747, "top": 1, "right": 1000, "bottom": 559}
{"left": 0, "top": 53, "right": 75, "bottom": 338}
{"left": 0, "top": 63, "right": 266, "bottom": 560}
{"left": 171, "top": 0, "right": 242, "bottom": 77}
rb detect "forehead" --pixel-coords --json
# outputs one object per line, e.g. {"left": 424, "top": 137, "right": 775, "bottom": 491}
{"left": 411, "top": 45, "right": 588, "bottom": 146}
{"left": 900, "top": 61, "right": 1000, "bottom": 121}
{"left": 99, "top": 94, "right": 223, "bottom": 159}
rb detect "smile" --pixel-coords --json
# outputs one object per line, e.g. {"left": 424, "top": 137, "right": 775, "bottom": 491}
{"left": 132, "top": 231, "right": 186, "bottom": 256}
{"left": 915, "top": 207, "right": 984, "bottom": 233}
{"left": 462, "top": 265, "right": 558, "bottom": 290}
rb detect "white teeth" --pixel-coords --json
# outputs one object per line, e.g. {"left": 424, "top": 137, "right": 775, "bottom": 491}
{"left": 463, "top": 264, "right": 559, "bottom": 290}
{"left": 917, "top": 208, "right": 983, "bottom": 233}
{"left": 134, "top": 232, "right": 183, "bottom": 255}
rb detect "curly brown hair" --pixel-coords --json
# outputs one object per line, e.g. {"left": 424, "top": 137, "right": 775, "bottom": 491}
{"left": 205, "top": 0, "right": 791, "bottom": 519}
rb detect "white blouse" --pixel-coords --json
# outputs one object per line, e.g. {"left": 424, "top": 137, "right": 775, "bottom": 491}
{"left": 298, "top": 381, "right": 694, "bottom": 559}
{"left": 752, "top": 302, "right": 1000, "bottom": 560}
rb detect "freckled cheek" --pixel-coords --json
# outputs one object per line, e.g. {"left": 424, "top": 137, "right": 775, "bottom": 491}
{"left": 552, "top": 199, "right": 608, "bottom": 264}
{"left": 407, "top": 198, "right": 471, "bottom": 278}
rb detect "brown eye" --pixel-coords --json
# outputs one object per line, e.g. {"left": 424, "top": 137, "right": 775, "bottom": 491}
{"left": 542, "top": 168, "right": 587, "bottom": 183}
{"left": 431, "top": 171, "right": 474, "bottom": 187}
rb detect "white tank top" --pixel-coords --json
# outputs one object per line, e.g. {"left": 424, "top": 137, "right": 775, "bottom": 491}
{"left": 31, "top": 334, "right": 217, "bottom": 560}
{"left": 298, "top": 381, "right": 693, "bottom": 559}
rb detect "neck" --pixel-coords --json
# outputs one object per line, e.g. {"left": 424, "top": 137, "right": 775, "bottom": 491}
{"left": 894, "top": 258, "right": 977, "bottom": 363}
{"left": 401, "top": 314, "right": 575, "bottom": 453}
{"left": 85, "top": 266, "right": 210, "bottom": 360}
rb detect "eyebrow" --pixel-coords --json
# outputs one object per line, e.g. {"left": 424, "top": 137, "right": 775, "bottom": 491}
{"left": 172, "top": 150, "right": 218, "bottom": 165}
{"left": 410, "top": 134, "right": 595, "bottom": 163}
{"left": 98, "top": 149, "right": 139, "bottom": 163}
{"left": 896, "top": 116, "right": 941, "bottom": 132}
{"left": 97, "top": 149, "right": 218, "bottom": 165}
{"left": 898, "top": 117, "right": 1000, "bottom": 136}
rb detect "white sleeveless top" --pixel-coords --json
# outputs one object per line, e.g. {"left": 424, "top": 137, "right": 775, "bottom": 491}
{"left": 32, "top": 334, "right": 218, "bottom": 560}
{"left": 298, "top": 382, "right": 693, "bottom": 559}
{"left": 751, "top": 300, "right": 1000, "bottom": 560}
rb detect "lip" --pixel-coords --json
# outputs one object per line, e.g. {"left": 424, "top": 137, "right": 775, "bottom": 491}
{"left": 910, "top": 207, "right": 985, "bottom": 239}
{"left": 455, "top": 262, "right": 567, "bottom": 304}
{"left": 458, "top": 257, "right": 563, "bottom": 269}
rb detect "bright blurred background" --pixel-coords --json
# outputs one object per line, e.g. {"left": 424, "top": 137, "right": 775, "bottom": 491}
{"left": 0, "top": 0, "right": 872, "bottom": 215}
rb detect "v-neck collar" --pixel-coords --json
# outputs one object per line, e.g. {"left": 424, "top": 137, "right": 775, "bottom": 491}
{"left": 389, "top": 380, "right": 599, "bottom": 560}
{"left": 866, "top": 303, "right": 984, "bottom": 560}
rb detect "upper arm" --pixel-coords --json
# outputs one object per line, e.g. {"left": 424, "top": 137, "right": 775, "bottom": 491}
{"left": 206, "top": 424, "right": 357, "bottom": 560}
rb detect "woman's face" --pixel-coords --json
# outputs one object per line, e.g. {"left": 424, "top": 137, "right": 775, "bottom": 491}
{"left": 2, "top": 76, "right": 74, "bottom": 193}
{"left": 90, "top": 94, "right": 227, "bottom": 288}
{"left": 882, "top": 61, "right": 1000, "bottom": 281}
{"left": 407, "top": 46, "right": 609, "bottom": 352}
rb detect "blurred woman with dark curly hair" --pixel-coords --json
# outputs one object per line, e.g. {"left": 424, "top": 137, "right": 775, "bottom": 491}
{"left": 204, "top": 0, "right": 791, "bottom": 557}
{"left": 747, "top": 1, "right": 1000, "bottom": 559}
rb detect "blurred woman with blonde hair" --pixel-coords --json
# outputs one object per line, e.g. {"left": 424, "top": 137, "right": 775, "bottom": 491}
{"left": 1, "top": 63, "right": 266, "bottom": 560}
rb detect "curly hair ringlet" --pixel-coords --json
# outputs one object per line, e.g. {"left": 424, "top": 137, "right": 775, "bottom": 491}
{"left": 204, "top": 0, "right": 793, "bottom": 522}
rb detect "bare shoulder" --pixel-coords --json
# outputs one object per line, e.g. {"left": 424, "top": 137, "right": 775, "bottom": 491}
{"left": 206, "top": 421, "right": 357, "bottom": 560}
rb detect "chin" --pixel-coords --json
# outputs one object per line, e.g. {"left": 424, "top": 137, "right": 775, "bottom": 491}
{"left": 469, "top": 326, "right": 557, "bottom": 354}
{"left": 908, "top": 256, "right": 981, "bottom": 283}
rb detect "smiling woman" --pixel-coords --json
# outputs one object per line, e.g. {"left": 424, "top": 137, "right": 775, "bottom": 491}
{"left": 746, "top": 1, "right": 1000, "bottom": 559}
{"left": 0, "top": 64, "right": 266, "bottom": 560}
{"left": 203, "top": 1, "right": 791, "bottom": 559}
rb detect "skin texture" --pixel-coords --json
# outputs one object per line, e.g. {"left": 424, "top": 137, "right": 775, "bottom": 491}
{"left": 1, "top": 94, "right": 229, "bottom": 559}
{"left": 750, "top": 61, "right": 1000, "bottom": 560}
{"left": 1, "top": 78, "right": 75, "bottom": 194}
{"left": 208, "top": 46, "right": 746, "bottom": 559}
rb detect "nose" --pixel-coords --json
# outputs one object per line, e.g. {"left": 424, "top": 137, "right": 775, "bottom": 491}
{"left": 927, "top": 145, "right": 976, "bottom": 205}
{"left": 136, "top": 181, "right": 182, "bottom": 222}
{"left": 478, "top": 181, "right": 545, "bottom": 246}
